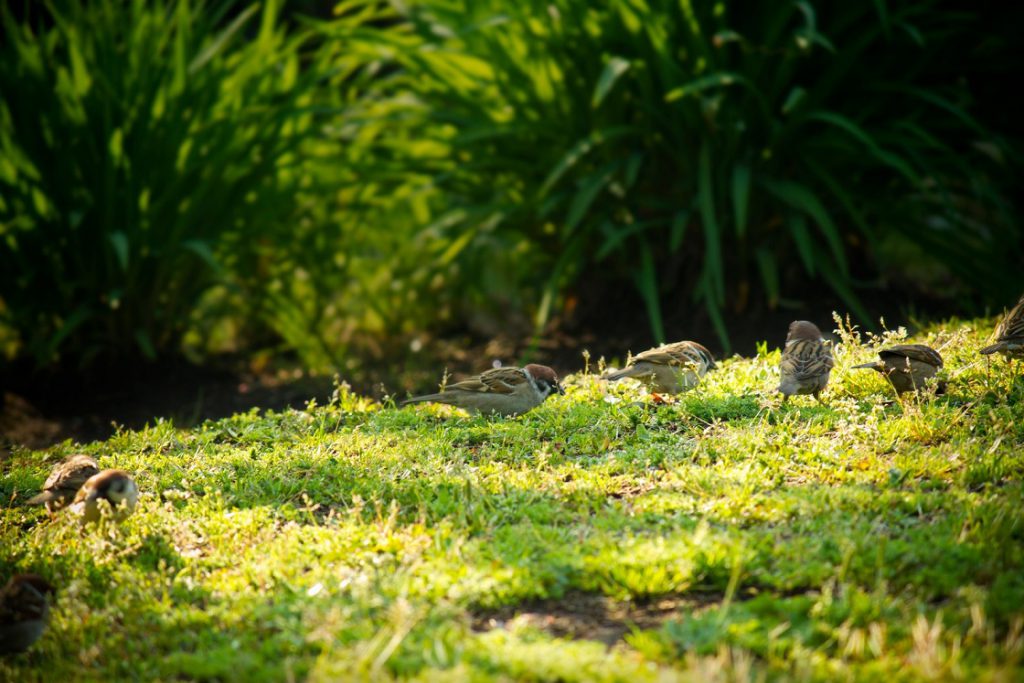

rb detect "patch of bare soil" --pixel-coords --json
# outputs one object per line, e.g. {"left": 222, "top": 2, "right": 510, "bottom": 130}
{"left": 0, "top": 362, "right": 334, "bottom": 456}
{"left": 0, "top": 392, "right": 63, "bottom": 454}
{"left": 472, "top": 591, "right": 717, "bottom": 646}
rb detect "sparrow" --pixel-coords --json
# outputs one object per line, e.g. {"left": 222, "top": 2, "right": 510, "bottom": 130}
{"left": 852, "top": 344, "right": 945, "bottom": 394}
{"left": 71, "top": 469, "right": 139, "bottom": 524}
{"left": 778, "top": 320, "right": 833, "bottom": 403}
{"left": 979, "top": 293, "right": 1024, "bottom": 364}
{"left": 26, "top": 454, "right": 100, "bottom": 514}
{"left": 0, "top": 574, "right": 55, "bottom": 655}
{"left": 602, "top": 340, "right": 717, "bottom": 393}
{"left": 401, "top": 364, "right": 563, "bottom": 416}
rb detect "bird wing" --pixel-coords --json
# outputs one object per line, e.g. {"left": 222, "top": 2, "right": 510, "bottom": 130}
{"left": 41, "top": 466, "right": 65, "bottom": 491}
{"left": 633, "top": 341, "right": 714, "bottom": 369}
{"left": 51, "top": 461, "right": 99, "bottom": 494}
{"left": 994, "top": 294, "right": 1024, "bottom": 341}
{"left": 881, "top": 344, "right": 943, "bottom": 367}
{"left": 781, "top": 340, "right": 834, "bottom": 379}
{"left": 447, "top": 367, "right": 526, "bottom": 395}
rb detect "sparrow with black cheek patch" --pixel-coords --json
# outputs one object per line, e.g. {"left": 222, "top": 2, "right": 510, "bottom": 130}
{"left": 602, "top": 340, "right": 717, "bottom": 393}
{"left": 71, "top": 469, "right": 139, "bottom": 524}
{"left": 979, "top": 293, "right": 1024, "bottom": 366}
{"left": 27, "top": 454, "right": 100, "bottom": 514}
{"left": 853, "top": 344, "right": 945, "bottom": 394}
{"left": 401, "top": 364, "right": 563, "bottom": 417}
{"left": 778, "top": 320, "right": 834, "bottom": 404}
{"left": 0, "top": 574, "right": 55, "bottom": 655}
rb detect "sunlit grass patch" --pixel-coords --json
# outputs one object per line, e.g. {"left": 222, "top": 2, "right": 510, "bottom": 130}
{"left": 2, "top": 317, "right": 1023, "bottom": 680}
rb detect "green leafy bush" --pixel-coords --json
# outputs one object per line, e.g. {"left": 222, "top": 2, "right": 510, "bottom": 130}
{"left": 2, "top": 1, "right": 1019, "bottom": 372}
{"left": 384, "top": 0, "right": 1021, "bottom": 347}
{"left": 0, "top": 1, "right": 343, "bottom": 367}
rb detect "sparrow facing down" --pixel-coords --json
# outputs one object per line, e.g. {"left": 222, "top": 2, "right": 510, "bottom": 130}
{"left": 26, "top": 454, "right": 100, "bottom": 514}
{"left": 401, "top": 364, "right": 563, "bottom": 416}
{"left": 853, "top": 344, "right": 945, "bottom": 394}
{"left": 979, "top": 293, "right": 1024, "bottom": 362}
{"left": 602, "top": 340, "right": 717, "bottom": 393}
{"left": 0, "top": 574, "right": 55, "bottom": 655}
{"left": 71, "top": 469, "right": 139, "bottom": 524}
{"left": 778, "top": 320, "right": 834, "bottom": 403}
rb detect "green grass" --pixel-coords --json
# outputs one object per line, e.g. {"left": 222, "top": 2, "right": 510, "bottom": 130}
{"left": 3, "top": 315, "right": 1023, "bottom": 681}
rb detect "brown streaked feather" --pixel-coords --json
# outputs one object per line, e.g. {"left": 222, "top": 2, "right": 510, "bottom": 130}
{"left": 631, "top": 341, "right": 716, "bottom": 370}
{"left": 856, "top": 343, "right": 943, "bottom": 394}
{"left": 445, "top": 367, "right": 528, "bottom": 395}
{"left": 0, "top": 573, "right": 55, "bottom": 655}
{"left": 0, "top": 574, "right": 54, "bottom": 617}
{"left": 401, "top": 364, "right": 556, "bottom": 416}
{"left": 781, "top": 339, "right": 834, "bottom": 380}
{"left": 879, "top": 344, "right": 943, "bottom": 368}
{"left": 993, "top": 294, "right": 1024, "bottom": 341}
{"left": 27, "top": 454, "right": 99, "bottom": 509}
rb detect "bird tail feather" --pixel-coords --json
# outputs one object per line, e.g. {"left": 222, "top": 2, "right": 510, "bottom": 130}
{"left": 602, "top": 367, "right": 642, "bottom": 382}
{"left": 401, "top": 394, "right": 443, "bottom": 406}
{"left": 979, "top": 342, "right": 1004, "bottom": 355}
{"left": 26, "top": 491, "right": 56, "bottom": 505}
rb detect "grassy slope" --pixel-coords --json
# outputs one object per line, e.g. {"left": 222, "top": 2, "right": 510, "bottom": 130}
{"left": 2, "top": 316, "right": 1023, "bottom": 682}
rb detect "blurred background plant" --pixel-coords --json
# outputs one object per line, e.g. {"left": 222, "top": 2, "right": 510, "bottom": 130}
{"left": 0, "top": 0, "right": 438, "bottom": 374}
{"left": 0, "top": 0, "right": 324, "bottom": 367}
{"left": 381, "top": 0, "right": 1022, "bottom": 351}
{"left": 1, "top": 0, "right": 1021, "bottom": 382}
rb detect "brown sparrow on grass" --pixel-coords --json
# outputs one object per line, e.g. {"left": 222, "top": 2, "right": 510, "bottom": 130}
{"left": 401, "top": 364, "right": 563, "bottom": 416}
{"left": 853, "top": 344, "right": 945, "bottom": 394}
{"left": 0, "top": 574, "right": 55, "bottom": 655}
{"left": 26, "top": 454, "right": 100, "bottom": 513}
{"left": 602, "top": 340, "right": 716, "bottom": 393}
{"left": 71, "top": 469, "right": 139, "bottom": 524}
{"left": 979, "top": 293, "right": 1024, "bottom": 364}
{"left": 778, "top": 320, "right": 833, "bottom": 403}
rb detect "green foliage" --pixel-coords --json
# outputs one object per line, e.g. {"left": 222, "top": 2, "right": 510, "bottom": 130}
{"left": 0, "top": 0, "right": 365, "bottom": 367}
{"left": 381, "top": 0, "right": 1021, "bottom": 347}
{"left": 2, "top": 317, "right": 1024, "bottom": 680}
{"left": 1, "top": 0, "right": 1021, "bottom": 371}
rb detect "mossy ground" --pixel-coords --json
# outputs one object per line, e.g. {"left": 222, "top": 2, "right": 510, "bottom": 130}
{"left": 3, "top": 316, "right": 1023, "bottom": 681}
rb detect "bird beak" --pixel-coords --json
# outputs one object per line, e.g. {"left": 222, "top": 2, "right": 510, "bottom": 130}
{"left": 556, "top": 383, "right": 565, "bottom": 395}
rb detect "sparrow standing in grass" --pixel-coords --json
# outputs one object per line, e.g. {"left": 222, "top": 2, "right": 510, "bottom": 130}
{"left": 0, "top": 574, "right": 55, "bottom": 655}
{"left": 401, "top": 364, "right": 563, "bottom": 416}
{"left": 71, "top": 469, "right": 139, "bottom": 524}
{"left": 778, "top": 320, "right": 833, "bottom": 403}
{"left": 26, "top": 454, "right": 100, "bottom": 514}
{"left": 852, "top": 344, "right": 945, "bottom": 394}
{"left": 979, "top": 293, "right": 1024, "bottom": 366}
{"left": 602, "top": 340, "right": 717, "bottom": 394}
